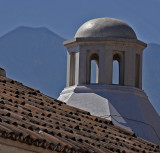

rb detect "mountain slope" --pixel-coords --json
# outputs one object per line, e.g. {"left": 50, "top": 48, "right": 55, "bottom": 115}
{"left": 0, "top": 26, "right": 66, "bottom": 98}
{"left": 143, "top": 43, "right": 160, "bottom": 114}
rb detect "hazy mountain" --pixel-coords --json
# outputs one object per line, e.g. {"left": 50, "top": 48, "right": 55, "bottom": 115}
{"left": 0, "top": 26, "right": 66, "bottom": 98}
{"left": 143, "top": 43, "right": 160, "bottom": 114}
{"left": 0, "top": 27, "right": 159, "bottom": 114}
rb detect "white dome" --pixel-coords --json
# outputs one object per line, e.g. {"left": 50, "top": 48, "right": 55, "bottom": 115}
{"left": 75, "top": 18, "right": 137, "bottom": 39}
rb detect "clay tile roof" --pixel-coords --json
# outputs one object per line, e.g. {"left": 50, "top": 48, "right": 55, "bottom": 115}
{"left": 0, "top": 76, "right": 160, "bottom": 153}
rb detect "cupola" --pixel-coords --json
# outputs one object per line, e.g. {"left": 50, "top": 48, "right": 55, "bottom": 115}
{"left": 64, "top": 18, "right": 146, "bottom": 89}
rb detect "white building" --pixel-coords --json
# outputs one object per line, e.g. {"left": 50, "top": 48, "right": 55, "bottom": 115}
{"left": 58, "top": 17, "right": 160, "bottom": 145}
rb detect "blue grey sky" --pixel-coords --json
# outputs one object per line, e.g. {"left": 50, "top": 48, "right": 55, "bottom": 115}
{"left": 0, "top": 0, "right": 160, "bottom": 43}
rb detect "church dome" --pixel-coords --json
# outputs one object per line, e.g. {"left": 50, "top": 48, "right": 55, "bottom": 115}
{"left": 75, "top": 18, "right": 137, "bottom": 39}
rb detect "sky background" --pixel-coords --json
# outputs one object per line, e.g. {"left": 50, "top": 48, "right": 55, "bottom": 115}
{"left": 0, "top": 0, "right": 160, "bottom": 44}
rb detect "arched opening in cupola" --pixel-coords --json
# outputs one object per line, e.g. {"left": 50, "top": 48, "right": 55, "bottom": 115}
{"left": 112, "top": 60, "right": 119, "bottom": 84}
{"left": 90, "top": 53, "right": 99, "bottom": 84}
{"left": 112, "top": 54, "right": 122, "bottom": 85}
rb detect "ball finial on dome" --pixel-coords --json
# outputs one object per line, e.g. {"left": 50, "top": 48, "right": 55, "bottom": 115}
{"left": 75, "top": 18, "right": 137, "bottom": 39}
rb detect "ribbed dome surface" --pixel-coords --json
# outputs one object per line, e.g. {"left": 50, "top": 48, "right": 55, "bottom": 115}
{"left": 75, "top": 18, "right": 137, "bottom": 39}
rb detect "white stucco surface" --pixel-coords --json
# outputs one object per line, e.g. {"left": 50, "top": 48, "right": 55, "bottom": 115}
{"left": 75, "top": 18, "right": 137, "bottom": 39}
{"left": 58, "top": 85, "right": 160, "bottom": 145}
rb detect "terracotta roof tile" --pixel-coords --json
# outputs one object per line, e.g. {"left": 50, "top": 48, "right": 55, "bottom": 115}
{"left": 0, "top": 76, "right": 160, "bottom": 153}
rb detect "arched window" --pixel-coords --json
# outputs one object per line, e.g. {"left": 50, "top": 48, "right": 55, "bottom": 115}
{"left": 112, "top": 60, "right": 119, "bottom": 84}
{"left": 112, "top": 54, "right": 121, "bottom": 85}
{"left": 90, "top": 53, "right": 99, "bottom": 84}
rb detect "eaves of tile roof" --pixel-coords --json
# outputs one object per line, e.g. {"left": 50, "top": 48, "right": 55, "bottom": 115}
{"left": 0, "top": 76, "right": 160, "bottom": 153}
